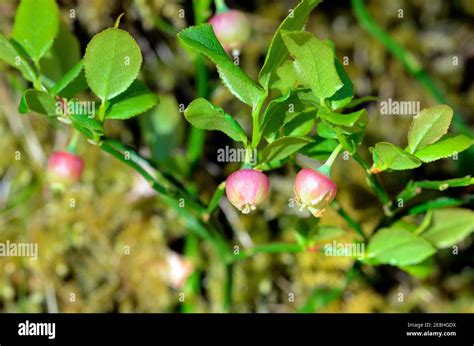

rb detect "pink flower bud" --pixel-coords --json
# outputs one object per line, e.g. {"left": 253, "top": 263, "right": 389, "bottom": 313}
{"left": 294, "top": 168, "right": 337, "bottom": 218}
{"left": 47, "top": 151, "right": 84, "bottom": 185}
{"left": 208, "top": 10, "right": 251, "bottom": 52}
{"left": 225, "top": 169, "right": 270, "bottom": 214}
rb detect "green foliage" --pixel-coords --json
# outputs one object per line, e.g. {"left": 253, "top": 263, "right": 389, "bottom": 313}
{"left": 372, "top": 142, "right": 422, "bottom": 171}
{"left": 106, "top": 80, "right": 159, "bottom": 120}
{"left": 261, "top": 136, "right": 312, "bottom": 162}
{"left": 371, "top": 105, "right": 472, "bottom": 172}
{"left": 184, "top": 98, "right": 247, "bottom": 143}
{"left": 328, "top": 58, "right": 354, "bottom": 110}
{"left": 50, "top": 60, "right": 84, "bottom": 96}
{"left": 366, "top": 227, "right": 436, "bottom": 266}
{"left": 84, "top": 28, "right": 142, "bottom": 100}
{"left": 421, "top": 208, "right": 474, "bottom": 249}
{"left": 40, "top": 21, "right": 81, "bottom": 85}
{"left": 12, "top": 0, "right": 60, "bottom": 62}
{"left": 407, "top": 105, "right": 453, "bottom": 153}
{"left": 18, "top": 89, "right": 56, "bottom": 116}
{"left": 258, "top": 0, "right": 322, "bottom": 89}
{"left": 318, "top": 109, "right": 365, "bottom": 127}
{"left": 396, "top": 176, "right": 473, "bottom": 205}
{"left": 414, "top": 135, "right": 473, "bottom": 162}
{"left": 260, "top": 89, "right": 316, "bottom": 141}
{"left": 282, "top": 31, "right": 343, "bottom": 100}
{"left": 70, "top": 114, "right": 104, "bottom": 140}
{"left": 177, "top": 24, "right": 265, "bottom": 107}
{"left": 0, "top": 33, "right": 36, "bottom": 81}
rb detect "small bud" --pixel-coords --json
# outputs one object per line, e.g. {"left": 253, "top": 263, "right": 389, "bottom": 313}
{"left": 47, "top": 151, "right": 84, "bottom": 187}
{"left": 294, "top": 168, "right": 337, "bottom": 217}
{"left": 208, "top": 10, "right": 251, "bottom": 52}
{"left": 225, "top": 169, "right": 270, "bottom": 214}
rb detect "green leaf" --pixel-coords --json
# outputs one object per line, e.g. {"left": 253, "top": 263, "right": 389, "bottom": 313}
{"left": 333, "top": 111, "right": 368, "bottom": 154}
{"left": 366, "top": 227, "right": 436, "bottom": 266}
{"left": 316, "top": 120, "right": 337, "bottom": 139}
{"left": 283, "top": 111, "right": 315, "bottom": 137}
{"left": 318, "top": 109, "right": 365, "bottom": 127}
{"left": 344, "top": 95, "right": 378, "bottom": 109}
{"left": 184, "top": 98, "right": 247, "bottom": 143}
{"left": 400, "top": 258, "right": 435, "bottom": 279}
{"left": 70, "top": 113, "right": 104, "bottom": 139}
{"left": 414, "top": 135, "right": 473, "bottom": 163}
{"left": 106, "top": 80, "right": 159, "bottom": 120}
{"left": 421, "top": 208, "right": 474, "bottom": 249}
{"left": 261, "top": 88, "right": 316, "bottom": 141}
{"left": 12, "top": 0, "right": 60, "bottom": 62}
{"left": 328, "top": 58, "right": 354, "bottom": 110}
{"left": 372, "top": 142, "right": 422, "bottom": 171}
{"left": 261, "top": 136, "right": 312, "bottom": 162}
{"left": 177, "top": 24, "right": 265, "bottom": 107}
{"left": 301, "top": 138, "right": 339, "bottom": 161}
{"left": 0, "top": 33, "right": 36, "bottom": 81}
{"left": 50, "top": 60, "right": 84, "bottom": 96}
{"left": 259, "top": 0, "right": 322, "bottom": 89}
{"left": 282, "top": 31, "right": 343, "bottom": 100}
{"left": 40, "top": 21, "right": 81, "bottom": 84}
{"left": 58, "top": 70, "right": 88, "bottom": 98}
{"left": 84, "top": 28, "right": 142, "bottom": 100}
{"left": 18, "top": 89, "right": 57, "bottom": 116}
{"left": 270, "top": 60, "right": 297, "bottom": 93}
{"left": 407, "top": 105, "right": 453, "bottom": 153}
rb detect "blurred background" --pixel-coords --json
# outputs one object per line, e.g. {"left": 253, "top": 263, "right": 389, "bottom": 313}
{"left": 0, "top": 0, "right": 473, "bottom": 312}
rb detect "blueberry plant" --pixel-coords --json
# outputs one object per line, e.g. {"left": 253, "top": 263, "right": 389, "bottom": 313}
{"left": 1, "top": 0, "right": 473, "bottom": 311}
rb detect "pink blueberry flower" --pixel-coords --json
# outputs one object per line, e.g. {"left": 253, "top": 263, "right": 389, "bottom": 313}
{"left": 208, "top": 10, "right": 251, "bottom": 52}
{"left": 47, "top": 151, "right": 84, "bottom": 185}
{"left": 225, "top": 169, "right": 270, "bottom": 214}
{"left": 294, "top": 168, "right": 337, "bottom": 217}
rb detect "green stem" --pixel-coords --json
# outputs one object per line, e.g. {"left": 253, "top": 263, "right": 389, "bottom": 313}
{"left": 101, "top": 140, "right": 230, "bottom": 257}
{"left": 223, "top": 263, "right": 233, "bottom": 312}
{"left": 66, "top": 130, "right": 81, "bottom": 154}
{"left": 352, "top": 152, "right": 391, "bottom": 207}
{"left": 332, "top": 200, "right": 367, "bottom": 242}
{"left": 214, "top": 0, "right": 229, "bottom": 14}
{"left": 351, "top": 0, "right": 473, "bottom": 137}
{"left": 251, "top": 93, "right": 267, "bottom": 149}
{"left": 181, "top": 234, "right": 200, "bottom": 313}
{"left": 319, "top": 144, "right": 343, "bottom": 176}
{"left": 98, "top": 99, "right": 107, "bottom": 123}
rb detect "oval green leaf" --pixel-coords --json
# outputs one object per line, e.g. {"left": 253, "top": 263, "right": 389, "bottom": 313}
{"left": 12, "top": 0, "right": 60, "bottom": 62}
{"left": 367, "top": 227, "right": 436, "bottom": 266}
{"left": 84, "top": 28, "right": 142, "bottom": 100}
{"left": 106, "top": 80, "right": 159, "bottom": 120}
{"left": 184, "top": 98, "right": 247, "bottom": 143}
{"left": 261, "top": 136, "right": 312, "bottom": 162}
{"left": 372, "top": 142, "right": 422, "bottom": 171}
{"left": 407, "top": 105, "right": 453, "bottom": 153}
{"left": 421, "top": 208, "right": 474, "bottom": 249}
{"left": 414, "top": 135, "right": 473, "bottom": 163}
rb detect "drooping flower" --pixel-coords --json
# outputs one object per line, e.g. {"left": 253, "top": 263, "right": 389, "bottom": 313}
{"left": 225, "top": 169, "right": 270, "bottom": 214}
{"left": 47, "top": 151, "right": 84, "bottom": 185}
{"left": 294, "top": 168, "right": 337, "bottom": 217}
{"left": 208, "top": 10, "right": 251, "bottom": 53}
